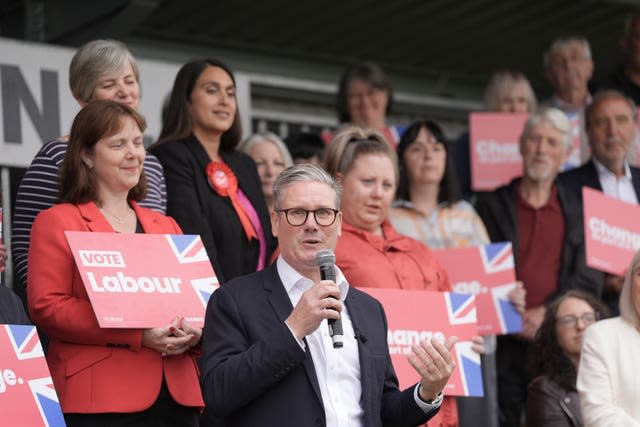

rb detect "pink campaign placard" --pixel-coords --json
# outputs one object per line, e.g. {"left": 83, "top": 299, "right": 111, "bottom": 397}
{"left": 583, "top": 187, "right": 640, "bottom": 276}
{"left": 470, "top": 112, "right": 582, "bottom": 191}
{"left": 431, "top": 242, "right": 522, "bottom": 336}
{"left": 359, "top": 288, "right": 482, "bottom": 397}
{"left": 470, "top": 112, "right": 528, "bottom": 191}
{"left": 65, "top": 231, "right": 219, "bottom": 328}
{"left": 0, "top": 324, "right": 65, "bottom": 426}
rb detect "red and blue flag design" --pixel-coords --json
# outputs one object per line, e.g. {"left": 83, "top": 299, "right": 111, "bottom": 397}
{"left": 434, "top": 242, "right": 521, "bottom": 335}
{"left": 0, "top": 324, "right": 65, "bottom": 426}
{"left": 359, "top": 288, "right": 481, "bottom": 396}
{"left": 166, "top": 235, "right": 209, "bottom": 264}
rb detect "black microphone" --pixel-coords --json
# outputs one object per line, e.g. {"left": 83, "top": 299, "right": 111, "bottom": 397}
{"left": 354, "top": 328, "right": 367, "bottom": 344}
{"left": 316, "top": 249, "right": 343, "bottom": 348}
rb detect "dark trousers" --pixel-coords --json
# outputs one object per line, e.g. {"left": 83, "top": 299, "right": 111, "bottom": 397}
{"left": 64, "top": 380, "right": 199, "bottom": 427}
{"left": 496, "top": 335, "right": 531, "bottom": 427}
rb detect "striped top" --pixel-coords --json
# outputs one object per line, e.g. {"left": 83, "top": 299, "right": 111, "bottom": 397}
{"left": 11, "top": 139, "right": 167, "bottom": 294}
{"left": 389, "top": 199, "right": 489, "bottom": 249}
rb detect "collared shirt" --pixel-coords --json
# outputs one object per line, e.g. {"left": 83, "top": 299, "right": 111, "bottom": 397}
{"left": 593, "top": 158, "right": 639, "bottom": 204}
{"left": 277, "top": 256, "right": 439, "bottom": 426}
{"left": 277, "top": 256, "right": 363, "bottom": 427}
{"left": 515, "top": 183, "right": 564, "bottom": 307}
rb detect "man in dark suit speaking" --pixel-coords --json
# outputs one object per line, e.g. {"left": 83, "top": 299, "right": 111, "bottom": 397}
{"left": 200, "top": 164, "right": 456, "bottom": 427}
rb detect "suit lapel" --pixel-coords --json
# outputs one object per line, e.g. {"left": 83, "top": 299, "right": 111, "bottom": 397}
{"left": 585, "top": 160, "right": 603, "bottom": 191}
{"left": 262, "top": 265, "right": 324, "bottom": 406}
{"left": 631, "top": 167, "right": 640, "bottom": 201}
{"left": 345, "top": 292, "right": 374, "bottom": 419}
{"left": 76, "top": 202, "right": 114, "bottom": 232}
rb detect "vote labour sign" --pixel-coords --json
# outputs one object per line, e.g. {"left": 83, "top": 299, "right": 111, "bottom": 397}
{"left": 583, "top": 187, "right": 640, "bottom": 276}
{"left": 431, "top": 242, "right": 522, "bottom": 335}
{"left": 470, "top": 112, "right": 581, "bottom": 191}
{"left": 0, "top": 324, "right": 65, "bottom": 427}
{"left": 360, "top": 288, "right": 482, "bottom": 397}
{"left": 65, "top": 231, "right": 219, "bottom": 328}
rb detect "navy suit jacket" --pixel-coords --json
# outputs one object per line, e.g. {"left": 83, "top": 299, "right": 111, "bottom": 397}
{"left": 200, "top": 263, "right": 435, "bottom": 427}
{"left": 557, "top": 159, "right": 640, "bottom": 202}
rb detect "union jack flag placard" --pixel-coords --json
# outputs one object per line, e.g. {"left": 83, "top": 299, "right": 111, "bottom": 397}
{"left": 65, "top": 232, "right": 219, "bottom": 328}
{"left": 433, "top": 242, "right": 522, "bottom": 335}
{"left": 359, "top": 288, "right": 482, "bottom": 397}
{"left": 0, "top": 324, "right": 65, "bottom": 426}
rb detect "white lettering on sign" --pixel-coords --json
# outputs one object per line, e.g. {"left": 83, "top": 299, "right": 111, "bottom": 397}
{"left": 87, "top": 272, "right": 182, "bottom": 294}
{"left": 475, "top": 140, "right": 520, "bottom": 164}
{"left": 387, "top": 329, "right": 447, "bottom": 356}
{"left": 0, "top": 368, "right": 23, "bottom": 393}
{"left": 589, "top": 217, "right": 640, "bottom": 251}
{"left": 79, "top": 250, "right": 125, "bottom": 267}
{"left": 452, "top": 281, "right": 488, "bottom": 295}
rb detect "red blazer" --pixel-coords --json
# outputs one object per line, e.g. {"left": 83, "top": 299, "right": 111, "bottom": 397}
{"left": 28, "top": 201, "right": 204, "bottom": 414}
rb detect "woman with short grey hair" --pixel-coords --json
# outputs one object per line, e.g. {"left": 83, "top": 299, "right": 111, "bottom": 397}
{"left": 11, "top": 39, "right": 167, "bottom": 300}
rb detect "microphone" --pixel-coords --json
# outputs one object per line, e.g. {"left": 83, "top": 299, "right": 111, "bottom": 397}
{"left": 354, "top": 328, "right": 367, "bottom": 344}
{"left": 316, "top": 249, "right": 343, "bottom": 348}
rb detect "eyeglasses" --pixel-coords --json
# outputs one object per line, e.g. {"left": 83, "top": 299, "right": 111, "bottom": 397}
{"left": 276, "top": 207, "right": 339, "bottom": 226}
{"left": 556, "top": 312, "right": 599, "bottom": 328}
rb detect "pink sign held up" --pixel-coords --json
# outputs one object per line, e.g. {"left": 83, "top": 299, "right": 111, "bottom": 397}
{"left": 65, "top": 231, "right": 219, "bottom": 328}
{"left": 432, "top": 242, "right": 521, "bottom": 336}
{"left": 583, "top": 187, "right": 640, "bottom": 276}
{"left": 359, "top": 288, "right": 482, "bottom": 397}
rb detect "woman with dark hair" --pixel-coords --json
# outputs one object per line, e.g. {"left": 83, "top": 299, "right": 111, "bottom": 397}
{"left": 28, "top": 100, "right": 204, "bottom": 425}
{"left": 390, "top": 120, "right": 489, "bottom": 248}
{"left": 333, "top": 62, "right": 401, "bottom": 145}
{"left": 390, "top": 119, "right": 525, "bottom": 427}
{"left": 149, "top": 59, "right": 274, "bottom": 283}
{"left": 527, "top": 291, "right": 608, "bottom": 427}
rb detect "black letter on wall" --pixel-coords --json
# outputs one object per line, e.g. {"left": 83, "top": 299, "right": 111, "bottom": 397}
{"left": 1, "top": 65, "right": 60, "bottom": 144}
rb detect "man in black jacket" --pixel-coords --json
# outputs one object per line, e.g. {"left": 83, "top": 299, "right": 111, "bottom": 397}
{"left": 558, "top": 90, "right": 640, "bottom": 315}
{"left": 475, "top": 107, "right": 602, "bottom": 427}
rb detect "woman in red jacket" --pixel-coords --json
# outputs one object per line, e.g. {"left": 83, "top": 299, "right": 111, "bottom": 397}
{"left": 28, "top": 100, "right": 204, "bottom": 426}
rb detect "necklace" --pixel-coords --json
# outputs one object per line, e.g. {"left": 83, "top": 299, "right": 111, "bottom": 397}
{"left": 101, "top": 208, "right": 130, "bottom": 224}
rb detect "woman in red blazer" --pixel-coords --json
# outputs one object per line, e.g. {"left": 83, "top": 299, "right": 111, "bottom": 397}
{"left": 28, "top": 100, "right": 204, "bottom": 426}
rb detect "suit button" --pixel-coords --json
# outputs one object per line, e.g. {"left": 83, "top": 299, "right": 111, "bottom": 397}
{"left": 315, "top": 418, "right": 323, "bottom": 427}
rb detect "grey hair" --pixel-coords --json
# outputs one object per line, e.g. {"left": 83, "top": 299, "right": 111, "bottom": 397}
{"left": 69, "top": 39, "right": 139, "bottom": 103}
{"left": 585, "top": 89, "right": 638, "bottom": 129}
{"left": 272, "top": 163, "right": 342, "bottom": 211}
{"left": 543, "top": 36, "right": 592, "bottom": 69}
{"left": 324, "top": 125, "right": 398, "bottom": 183}
{"left": 238, "top": 131, "right": 294, "bottom": 168}
{"left": 619, "top": 248, "right": 640, "bottom": 327}
{"left": 520, "top": 107, "right": 573, "bottom": 151}
{"left": 483, "top": 70, "right": 537, "bottom": 112}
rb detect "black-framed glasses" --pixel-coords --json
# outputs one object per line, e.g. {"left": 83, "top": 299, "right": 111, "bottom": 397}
{"left": 556, "top": 312, "right": 599, "bottom": 328}
{"left": 276, "top": 207, "right": 339, "bottom": 226}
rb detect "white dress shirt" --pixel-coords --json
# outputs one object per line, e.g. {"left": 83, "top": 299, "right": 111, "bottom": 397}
{"left": 276, "top": 257, "right": 441, "bottom": 427}
{"left": 593, "top": 158, "right": 638, "bottom": 204}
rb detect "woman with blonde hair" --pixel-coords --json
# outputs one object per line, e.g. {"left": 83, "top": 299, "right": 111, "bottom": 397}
{"left": 577, "top": 249, "right": 640, "bottom": 425}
